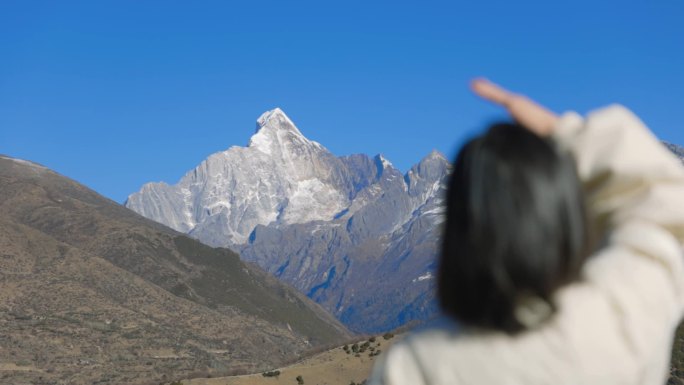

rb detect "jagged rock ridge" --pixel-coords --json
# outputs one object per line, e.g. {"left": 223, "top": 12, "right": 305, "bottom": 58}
{"left": 127, "top": 109, "right": 450, "bottom": 333}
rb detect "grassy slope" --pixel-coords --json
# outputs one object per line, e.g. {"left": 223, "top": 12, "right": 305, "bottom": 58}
{"left": 0, "top": 155, "right": 350, "bottom": 384}
{"left": 187, "top": 335, "right": 399, "bottom": 385}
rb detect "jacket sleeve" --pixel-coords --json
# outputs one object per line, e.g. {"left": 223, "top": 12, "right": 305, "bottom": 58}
{"left": 552, "top": 105, "right": 684, "bottom": 347}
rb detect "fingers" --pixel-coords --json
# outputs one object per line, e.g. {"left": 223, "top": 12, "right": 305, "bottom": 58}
{"left": 470, "top": 78, "right": 515, "bottom": 107}
{"left": 470, "top": 78, "right": 559, "bottom": 136}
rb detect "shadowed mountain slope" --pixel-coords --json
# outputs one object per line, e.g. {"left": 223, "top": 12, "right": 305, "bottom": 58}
{"left": 0, "top": 155, "right": 349, "bottom": 385}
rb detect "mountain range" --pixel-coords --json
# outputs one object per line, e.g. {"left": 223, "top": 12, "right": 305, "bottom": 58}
{"left": 126, "top": 108, "right": 447, "bottom": 333}
{"left": 126, "top": 110, "right": 684, "bottom": 334}
{"left": 0, "top": 154, "right": 349, "bottom": 385}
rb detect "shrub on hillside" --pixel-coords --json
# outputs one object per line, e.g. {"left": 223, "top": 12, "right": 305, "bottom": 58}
{"left": 262, "top": 370, "right": 281, "bottom": 378}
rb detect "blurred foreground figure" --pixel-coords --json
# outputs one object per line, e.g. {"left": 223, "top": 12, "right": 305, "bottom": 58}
{"left": 369, "top": 79, "right": 684, "bottom": 385}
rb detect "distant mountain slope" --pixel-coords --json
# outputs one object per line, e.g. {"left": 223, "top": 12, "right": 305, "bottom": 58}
{"left": 126, "top": 109, "right": 448, "bottom": 333}
{"left": 0, "top": 155, "right": 349, "bottom": 385}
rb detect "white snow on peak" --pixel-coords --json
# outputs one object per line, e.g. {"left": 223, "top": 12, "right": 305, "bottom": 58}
{"left": 256, "top": 108, "right": 300, "bottom": 134}
{"left": 248, "top": 129, "right": 275, "bottom": 155}
{"left": 249, "top": 108, "right": 311, "bottom": 155}
{"left": 379, "top": 155, "right": 393, "bottom": 169}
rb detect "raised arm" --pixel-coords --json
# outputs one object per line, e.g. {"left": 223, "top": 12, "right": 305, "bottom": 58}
{"left": 473, "top": 78, "right": 684, "bottom": 326}
{"left": 369, "top": 80, "right": 684, "bottom": 385}
{"left": 470, "top": 78, "right": 558, "bottom": 137}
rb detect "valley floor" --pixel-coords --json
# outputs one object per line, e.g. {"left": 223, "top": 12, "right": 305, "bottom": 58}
{"left": 188, "top": 335, "right": 400, "bottom": 385}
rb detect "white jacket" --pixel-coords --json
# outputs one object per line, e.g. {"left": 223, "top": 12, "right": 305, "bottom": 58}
{"left": 369, "top": 105, "right": 684, "bottom": 385}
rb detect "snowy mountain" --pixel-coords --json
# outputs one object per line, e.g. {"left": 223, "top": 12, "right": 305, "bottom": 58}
{"left": 126, "top": 109, "right": 353, "bottom": 244}
{"left": 126, "top": 108, "right": 449, "bottom": 333}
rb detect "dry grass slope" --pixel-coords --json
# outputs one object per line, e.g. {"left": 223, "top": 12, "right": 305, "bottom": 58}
{"left": 187, "top": 334, "right": 398, "bottom": 385}
{"left": 0, "top": 155, "right": 350, "bottom": 385}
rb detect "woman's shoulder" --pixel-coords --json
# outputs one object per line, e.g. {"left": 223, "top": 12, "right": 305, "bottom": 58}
{"left": 373, "top": 285, "right": 664, "bottom": 385}
{"left": 372, "top": 316, "right": 527, "bottom": 385}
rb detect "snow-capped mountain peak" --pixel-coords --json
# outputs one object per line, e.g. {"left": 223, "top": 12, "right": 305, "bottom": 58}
{"left": 255, "top": 107, "right": 299, "bottom": 133}
{"left": 127, "top": 108, "right": 351, "bottom": 245}
{"left": 126, "top": 109, "right": 452, "bottom": 333}
{"left": 249, "top": 108, "right": 317, "bottom": 156}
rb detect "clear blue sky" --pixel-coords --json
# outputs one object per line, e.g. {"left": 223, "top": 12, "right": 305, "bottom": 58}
{"left": 2, "top": 1, "right": 683, "bottom": 203}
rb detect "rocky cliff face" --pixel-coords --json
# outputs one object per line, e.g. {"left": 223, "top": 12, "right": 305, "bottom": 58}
{"left": 126, "top": 109, "right": 449, "bottom": 333}
{"left": 239, "top": 150, "right": 448, "bottom": 333}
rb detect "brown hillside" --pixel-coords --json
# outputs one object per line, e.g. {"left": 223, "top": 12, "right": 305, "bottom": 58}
{"left": 0, "top": 155, "right": 350, "bottom": 385}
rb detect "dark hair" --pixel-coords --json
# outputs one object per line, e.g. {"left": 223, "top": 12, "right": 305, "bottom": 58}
{"left": 438, "top": 122, "right": 590, "bottom": 334}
